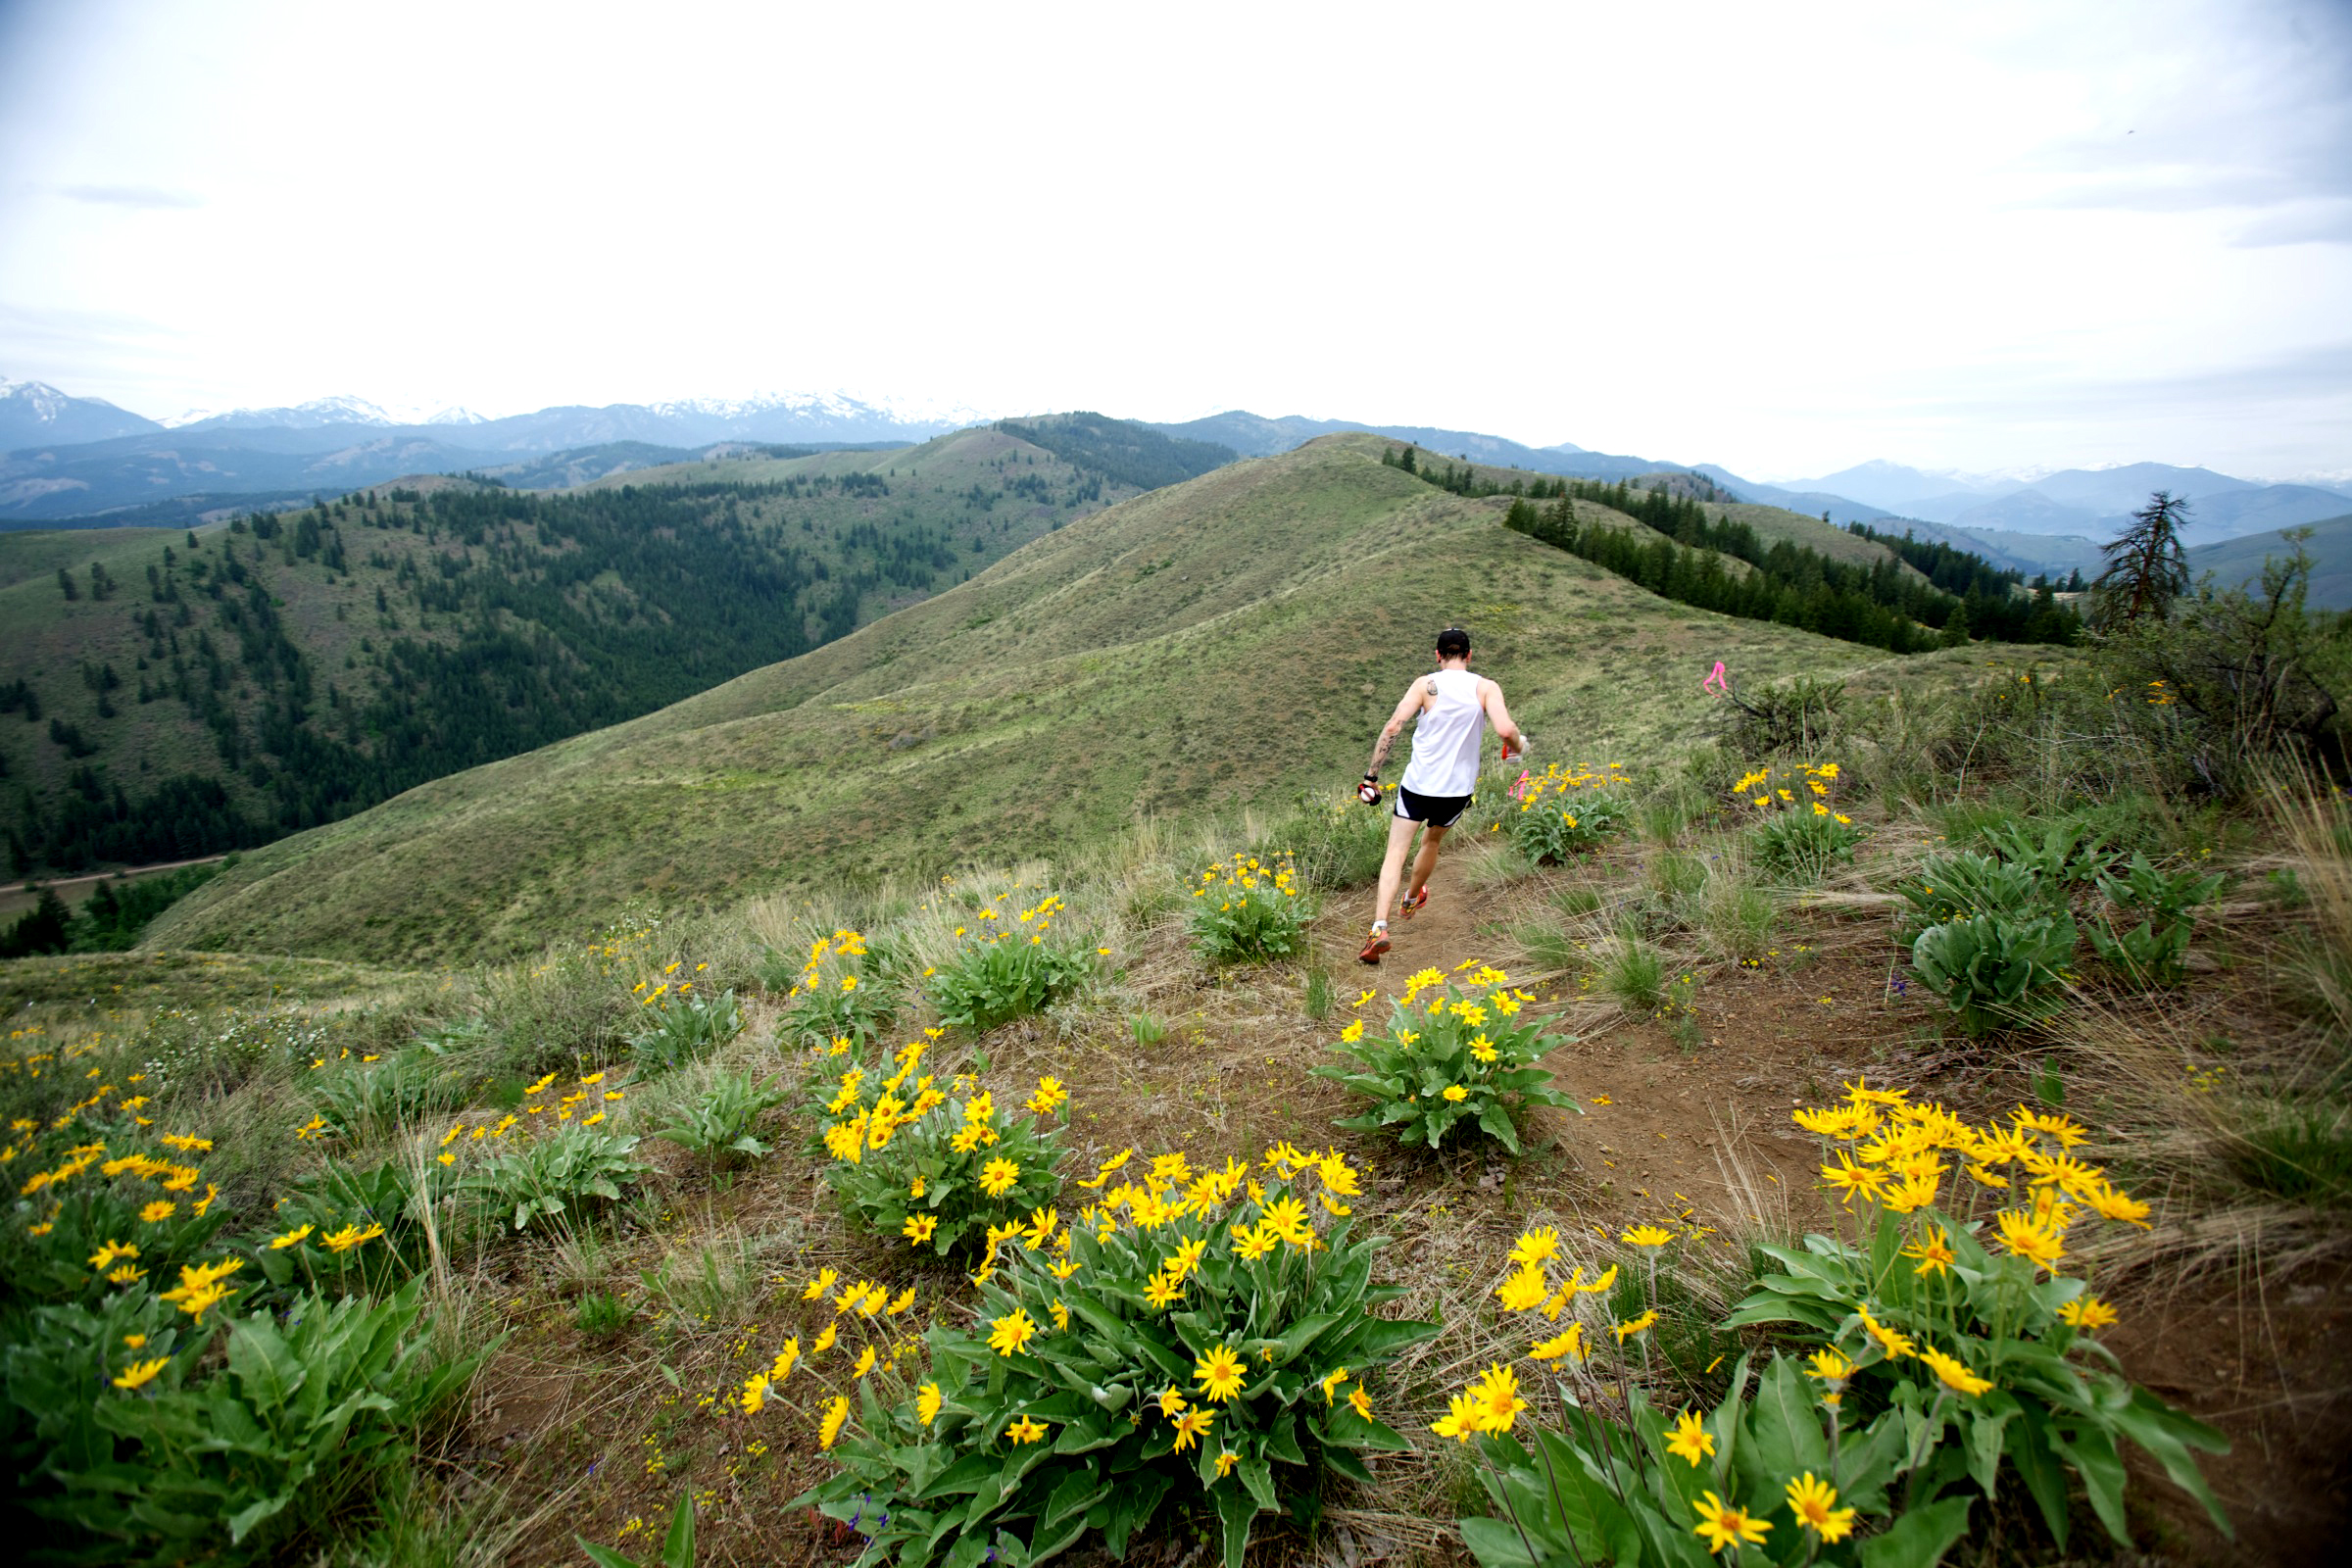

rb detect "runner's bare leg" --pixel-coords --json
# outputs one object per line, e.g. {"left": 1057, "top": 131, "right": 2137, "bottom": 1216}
{"left": 1405, "top": 822, "right": 1449, "bottom": 906}
{"left": 1373, "top": 813, "right": 1420, "bottom": 928}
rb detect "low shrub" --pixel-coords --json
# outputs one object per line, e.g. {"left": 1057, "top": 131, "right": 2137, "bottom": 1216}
{"left": 812, "top": 1046, "right": 1070, "bottom": 1254}
{"left": 1721, "top": 673, "right": 1846, "bottom": 757}
{"left": 1892, "top": 849, "right": 2059, "bottom": 944}
{"left": 655, "top": 1069, "right": 790, "bottom": 1164}
{"left": 302, "top": 1048, "right": 465, "bottom": 1144}
{"left": 928, "top": 895, "right": 1097, "bottom": 1031}
{"left": 1910, "top": 912, "right": 2078, "bottom": 1036}
{"left": 624, "top": 987, "right": 744, "bottom": 1076}
{"left": 1314, "top": 964, "right": 1580, "bottom": 1154}
{"left": 1, "top": 1278, "right": 488, "bottom": 1565}
{"left": 461, "top": 1123, "right": 650, "bottom": 1233}
{"left": 797, "top": 1144, "right": 1437, "bottom": 1567}
{"left": 1187, "top": 851, "right": 1316, "bottom": 964}
{"left": 2086, "top": 852, "right": 2225, "bottom": 988}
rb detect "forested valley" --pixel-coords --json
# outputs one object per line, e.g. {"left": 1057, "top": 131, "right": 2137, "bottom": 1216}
{"left": 1, "top": 435, "right": 1128, "bottom": 873}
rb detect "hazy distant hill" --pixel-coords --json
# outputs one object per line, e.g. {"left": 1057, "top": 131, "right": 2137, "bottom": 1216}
{"left": 1144, "top": 410, "right": 1683, "bottom": 481}
{"left": 0, "top": 427, "right": 1141, "bottom": 874}
{"left": 0, "top": 390, "right": 984, "bottom": 524}
{"left": 1867, "top": 519, "right": 2105, "bottom": 580}
{"left": 1776, "top": 458, "right": 2352, "bottom": 546}
{"left": 1690, "top": 466, "right": 1899, "bottom": 528}
{"left": 153, "top": 433, "right": 1935, "bottom": 962}
{"left": 2185, "top": 514, "right": 2352, "bottom": 610}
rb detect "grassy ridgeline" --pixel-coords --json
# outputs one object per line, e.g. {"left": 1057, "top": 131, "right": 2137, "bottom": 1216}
{"left": 152, "top": 435, "right": 1924, "bottom": 964}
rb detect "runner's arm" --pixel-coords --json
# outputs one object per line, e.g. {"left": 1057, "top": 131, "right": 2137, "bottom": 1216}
{"left": 1482, "top": 681, "right": 1526, "bottom": 757}
{"left": 1365, "top": 682, "right": 1427, "bottom": 779}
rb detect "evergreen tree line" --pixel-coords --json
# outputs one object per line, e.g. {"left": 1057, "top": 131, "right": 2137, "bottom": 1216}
{"left": 994, "top": 413, "right": 1236, "bottom": 492}
{"left": 1497, "top": 492, "right": 2082, "bottom": 654}
{"left": 10, "top": 475, "right": 1030, "bottom": 874}
{"left": 1845, "top": 521, "right": 2085, "bottom": 599}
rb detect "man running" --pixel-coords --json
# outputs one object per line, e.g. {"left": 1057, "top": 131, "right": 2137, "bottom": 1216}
{"left": 1356, "top": 626, "right": 1524, "bottom": 963}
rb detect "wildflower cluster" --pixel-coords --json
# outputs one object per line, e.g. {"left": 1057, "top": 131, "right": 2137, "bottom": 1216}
{"left": 1314, "top": 963, "right": 1580, "bottom": 1153}
{"left": 736, "top": 1263, "right": 930, "bottom": 1426}
{"left": 1453, "top": 1223, "right": 1951, "bottom": 1564}
{"left": 1447, "top": 1216, "right": 1933, "bottom": 1565}
{"left": 1733, "top": 760, "right": 1863, "bottom": 878}
{"left": 773, "top": 927, "right": 900, "bottom": 1049}
{"left": 459, "top": 1092, "right": 649, "bottom": 1234}
{"left": 1503, "top": 762, "right": 1631, "bottom": 865}
{"left": 812, "top": 1040, "right": 1070, "bottom": 1254}
{"left": 799, "top": 1142, "right": 1436, "bottom": 1568}
{"left": 927, "top": 893, "right": 1097, "bottom": 1031}
{"left": 1186, "top": 851, "right": 1316, "bottom": 964}
{"left": 1719, "top": 1079, "right": 2229, "bottom": 1549}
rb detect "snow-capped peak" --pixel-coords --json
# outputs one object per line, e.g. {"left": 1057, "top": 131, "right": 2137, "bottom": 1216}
{"left": 163, "top": 395, "right": 398, "bottom": 430}
{"left": 420, "top": 406, "right": 487, "bottom": 425}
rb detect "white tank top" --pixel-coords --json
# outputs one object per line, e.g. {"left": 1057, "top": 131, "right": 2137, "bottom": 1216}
{"left": 1400, "top": 668, "right": 1488, "bottom": 797}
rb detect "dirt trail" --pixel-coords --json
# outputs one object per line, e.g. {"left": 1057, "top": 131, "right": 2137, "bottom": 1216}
{"left": 1320, "top": 846, "right": 1932, "bottom": 1249}
{"left": 0, "top": 854, "right": 227, "bottom": 902}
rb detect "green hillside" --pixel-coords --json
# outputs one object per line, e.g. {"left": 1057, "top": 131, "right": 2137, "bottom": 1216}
{"left": 0, "top": 427, "right": 1138, "bottom": 874}
{"left": 154, "top": 434, "right": 1945, "bottom": 963}
{"left": 2187, "top": 513, "right": 2352, "bottom": 610}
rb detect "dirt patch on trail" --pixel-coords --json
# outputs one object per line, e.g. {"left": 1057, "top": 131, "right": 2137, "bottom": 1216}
{"left": 1322, "top": 853, "right": 1947, "bottom": 1246}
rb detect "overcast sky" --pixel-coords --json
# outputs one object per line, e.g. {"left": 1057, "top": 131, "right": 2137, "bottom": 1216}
{"left": 1, "top": 0, "right": 2346, "bottom": 481}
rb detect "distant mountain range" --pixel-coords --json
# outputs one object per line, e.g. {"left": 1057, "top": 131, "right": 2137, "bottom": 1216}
{"left": 0, "top": 380, "right": 988, "bottom": 523}
{"left": 5, "top": 375, "right": 2348, "bottom": 556}
{"left": 1772, "top": 458, "right": 2352, "bottom": 549}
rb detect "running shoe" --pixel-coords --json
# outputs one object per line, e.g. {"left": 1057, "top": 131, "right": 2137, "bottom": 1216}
{"left": 1397, "top": 887, "right": 1429, "bottom": 918}
{"left": 1357, "top": 927, "right": 1391, "bottom": 964}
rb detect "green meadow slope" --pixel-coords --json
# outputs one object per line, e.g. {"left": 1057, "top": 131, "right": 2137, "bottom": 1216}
{"left": 155, "top": 434, "right": 1941, "bottom": 963}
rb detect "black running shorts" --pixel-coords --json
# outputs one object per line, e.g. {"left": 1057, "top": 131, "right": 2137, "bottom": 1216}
{"left": 1395, "top": 786, "right": 1472, "bottom": 828}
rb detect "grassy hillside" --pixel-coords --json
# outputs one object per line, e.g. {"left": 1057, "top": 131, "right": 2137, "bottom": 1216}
{"left": 155, "top": 434, "right": 1938, "bottom": 963}
{"left": 12, "top": 437, "right": 2341, "bottom": 1568}
{"left": 0, "top": 428, "right": 1138, "bottom": 873}
{"left": 2187, "top": 512, "right": 2352, "bottom": 610}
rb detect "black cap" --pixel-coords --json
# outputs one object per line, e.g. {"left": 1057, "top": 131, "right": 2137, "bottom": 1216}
{"left": 1435, "top": 627, "right": 1471, "bottom": 658}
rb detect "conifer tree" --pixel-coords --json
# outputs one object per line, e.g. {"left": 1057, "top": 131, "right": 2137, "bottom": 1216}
{"left": 2092, "top": 490, "right": 2192, "bottom": 627}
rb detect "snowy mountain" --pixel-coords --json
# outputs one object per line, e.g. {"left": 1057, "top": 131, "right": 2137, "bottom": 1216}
{"left": 0, "top": 376, "right": 163, "bottom": 450}
{"left": 163, "top": 395, "right": 400, "bottom": 431}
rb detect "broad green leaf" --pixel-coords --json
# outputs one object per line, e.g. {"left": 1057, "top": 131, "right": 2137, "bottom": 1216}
{"left": 1858, "top": 1494, "right": 1973, "bottom": 1568}
{"left": 660, "top": 1489, "right": 696, "bottom": 1568}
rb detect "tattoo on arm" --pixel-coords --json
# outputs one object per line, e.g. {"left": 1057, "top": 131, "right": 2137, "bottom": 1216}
{"left": 1368, "top": 728, "right": 1396, "bottom": 773}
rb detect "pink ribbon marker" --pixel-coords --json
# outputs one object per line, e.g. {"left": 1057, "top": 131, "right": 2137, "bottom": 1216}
{"left": 1701, "top": 661, "right": 1730, "bottom": 696}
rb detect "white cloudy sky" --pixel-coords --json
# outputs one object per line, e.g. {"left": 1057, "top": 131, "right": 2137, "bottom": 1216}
{"left": 1, "top": 0, "right": 2346, "bottom": 480}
